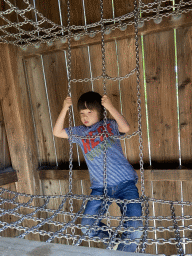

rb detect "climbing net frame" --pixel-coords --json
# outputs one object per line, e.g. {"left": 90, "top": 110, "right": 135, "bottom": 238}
{"left": 0, "top": 0, "right": 192, "bottom": 47}
{"left": 1, "top": 0, "right": 192, "bottom": 255}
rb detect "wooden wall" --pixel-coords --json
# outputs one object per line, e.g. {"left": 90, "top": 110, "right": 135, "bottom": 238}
{"left": 0, "top": 0, "right": 192, "bottom": 254}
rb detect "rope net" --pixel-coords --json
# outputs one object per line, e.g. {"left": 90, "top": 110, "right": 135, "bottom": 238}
{"left": 0, "top": 0, "right": 192, "bottom": 255}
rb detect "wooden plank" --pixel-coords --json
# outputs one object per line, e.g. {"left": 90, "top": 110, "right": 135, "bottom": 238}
{"left": 0, "top": 44, "right": 41, "bottom": 196}
{"left": 34, "top": 0, "right": 61, "bottom": 28}
{"left": 39, "top": 169, "right": 89, "bottom": 181}
{"left": 0, "top": 44, "right": 43, "bottom": 242}
{"left": 136, "top": 170, "right": 155, "bottom": 254}
{"left": 0, "top": 167, "right": 18, "bottom": 186}
{"left": 113, "top": 0, "right": 134, "bottom": 18}
{"left": 177, "top": 26, "right": 192, "bottom": 167}
{"left": 182, "top": 181, "right": 192, "bottom": 254}
{"left": 60, "top": 0, "right": 84, "bottom": 27}
{"left": 143, "top": 30, "right": 179, "bottom": 167}
{"left": 38, "top": 169, "right": 192, "bottom": 181}
{"left": 0, "top": 102, "right": 12, "bottom": 170}
{"left": 24, "top": 56, "right": 57, "bottom": 165}
{"left": 117, "top": 36, "right": 149, "bottom": 166}
{"left": 0, "top": 58, "right": 7, "bottom": 100}
{"left": 20, "top": 13, "right": 192, "bottom": 58}
{"left": 150, "top": 169, "right": 192, "bottom": 181}
{"left": 84, "top": 0, "right": 101, "bottom": 25}
{"left": 40, "top": 179, "right": 65, "bottom": 244}
{"left": 153, "top": 180, "right": 182, "bottom": 255}
{"left": 0, "top": 182, "right": 19, "bottom": 238}
{"left": 41, "top": 51, "right": 70, "bottom": 166}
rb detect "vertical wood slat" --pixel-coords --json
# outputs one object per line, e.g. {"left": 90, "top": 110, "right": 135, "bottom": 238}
{"left": 176, "top": 26, "right": 192, "bottom": 253}
{"left": 60, "top": 0, "right": 84, "bottom": 27}
{"left": 152, "top": 180, "right": 182, "bottom": 255}
{"left": 42, "top": 51, "right": 70, "bottom": 165}
{"left": 34, "top": 0, "right": 61, "bottom": 28}
{"left": 40, "top": 179, "right": 65, "bottom": 244}
{"left": 136, "top": 171, "right": 155, "bottom": 254}
{"left": 182, "top": 181, "right": 192, "bottom": 254}
{"left": 113, "top": 0, "right": 134, "bottom": 18}
{"left": 24, "top": 56, "right": 56, "bottom": 165}
{"left": 143, "top": 30, "right": 179, "bottom": 167}
{"left": 177, "top": 27, "right": 192, "bottom": 166}
{"left": 117, "top": 37, "right": 149, "bottom": 167}
{"left": 0, "top": 102, "right": 11, "bottom": 169}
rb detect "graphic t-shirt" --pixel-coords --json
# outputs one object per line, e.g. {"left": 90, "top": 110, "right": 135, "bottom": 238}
{"left": 65, "top": 119, "right": 138, "bottom": 188}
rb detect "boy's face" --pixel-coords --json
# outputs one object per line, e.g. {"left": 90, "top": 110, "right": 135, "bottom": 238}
{"left": 79, "top": 108, "right": 100, "bottom": 127}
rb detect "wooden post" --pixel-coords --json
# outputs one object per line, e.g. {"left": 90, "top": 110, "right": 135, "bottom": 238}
{"left": 0, "top": 44, "right": 41, "bottom": 196}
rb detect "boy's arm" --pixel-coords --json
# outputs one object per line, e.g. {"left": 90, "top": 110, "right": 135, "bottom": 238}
{"left": 101, "top": 95, "right": 130, "bottom": 133}
{"left": 53, "top": 97, "right": 72, "bottom": 138}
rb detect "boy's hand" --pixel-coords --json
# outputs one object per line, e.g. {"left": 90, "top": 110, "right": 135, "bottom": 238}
{"left": 101, "top": 95, "right": 114, "bottom": 111}
{"left": 63, "top": 96, "right": 72, "bottom": 110}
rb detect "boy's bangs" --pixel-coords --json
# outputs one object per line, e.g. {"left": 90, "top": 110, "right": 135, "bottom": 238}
{"left": 78, "top": 100, "right": 95, "bottom": 111}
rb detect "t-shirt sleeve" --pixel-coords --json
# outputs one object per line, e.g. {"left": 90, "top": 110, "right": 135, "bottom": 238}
{"left": 109, "top": 119, "right": 125, "bottom": 136}
{"left": 64, "top": 126, "right": 81, "bottom": 144}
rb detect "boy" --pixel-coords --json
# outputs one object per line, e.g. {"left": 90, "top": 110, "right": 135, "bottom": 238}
{"left": 53, "top": 91, "right": 142, "bottom": 252}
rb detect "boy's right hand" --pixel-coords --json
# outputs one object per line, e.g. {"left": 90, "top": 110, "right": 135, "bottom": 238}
{"left": 63, "top": 96, "right": 72, "bottom": 110}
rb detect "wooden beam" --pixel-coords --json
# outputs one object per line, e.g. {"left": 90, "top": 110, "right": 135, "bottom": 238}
{"left": 0, "top": 44, "right": 41, "bottom": 195}
{"left": 38, "top": 169, "right": 90, "bottom": 181}
{"left": 38, "top": 168, "right": 192, "bottom": 181}
{"left": 20, "top": 12, "right": 192, "bottom": 58}
{"left": 0, "top": 167, "right": 18, "bottom": 186}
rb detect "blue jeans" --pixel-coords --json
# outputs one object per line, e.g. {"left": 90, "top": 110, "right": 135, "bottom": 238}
{"left": 81, "top": 180, "right": 143, "bottom": 252}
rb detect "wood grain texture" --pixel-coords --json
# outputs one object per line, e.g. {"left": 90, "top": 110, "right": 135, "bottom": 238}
{"left": 177, "top": 26, "right": 192, "bottom": 167}
{"left": 34, "top": 0, "right": 61, "bottom": 27}
{"left": 38, "top": 169, "right": 192, "bottom": 181}
{"left": 117, "top": 37, "right": 149, "bottom": 166}
{"left": 24, "top": 56, "right": 57, "bottom": 165}
{"left": 0, "top": 44, "right": 41, "bottom": 195}
{"left": 42, "top": 51, "right": 70, "bottom": 165}
{"left": 0, "top": 167, "right": 18, "bottom": 186}
{"left": 40, "top": 179, "right": 64, "bottom": 243}
{"left": 0, "top": 183, "right": 19, "bottom": 238}
{"left": 152, "top": 180, "right": 182, "bottom": 255}
{"left": 0, "top": 102, "right": 11, "bottom": 170}
{"left": 143, "top": 30, "right": 179, "bottom": 166}
{"left": 182, "top": 181, "right": 192, "bottom": 254}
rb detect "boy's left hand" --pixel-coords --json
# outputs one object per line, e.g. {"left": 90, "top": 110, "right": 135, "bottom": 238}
{"left": 101, "top": 95, "right": 114, "bottom": 111}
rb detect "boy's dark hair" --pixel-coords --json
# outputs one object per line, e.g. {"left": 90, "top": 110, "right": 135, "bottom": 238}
{"left": 77, "top": 91, "right": 104, "bottom": 120}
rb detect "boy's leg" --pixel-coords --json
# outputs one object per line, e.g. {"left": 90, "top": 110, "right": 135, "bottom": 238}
{"left": 116, "top": 180, "right": 143, "bottom": 252}
{"left": 81, "top": 188, "right": 110, "bottom": 240}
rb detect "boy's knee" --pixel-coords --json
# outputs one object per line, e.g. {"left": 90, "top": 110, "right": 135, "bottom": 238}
{"left": 81, "top": 218, "right": 93, "bottom": 236}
